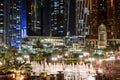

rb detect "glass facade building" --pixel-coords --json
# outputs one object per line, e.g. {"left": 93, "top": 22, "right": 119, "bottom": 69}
{"left": 50, "top": 0, "right": 67, "bottom": 37}
{"left": 76, "top": 0, "right": 90, "bottom": 47}
{"left": 4, "top": 0, "right": 22, "bottom": 49}
{"left": 0, "top": 1, "right": 5, "bottom": 44}
{"left": 26, "top": 0, "right": 43, "bottom": 36}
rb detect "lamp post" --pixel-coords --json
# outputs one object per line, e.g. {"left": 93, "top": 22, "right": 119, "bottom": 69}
{"left": 23, "top": 54, "right": 30, "bottom": 63}
{"left": 51, "top": 57, "right": 58, "bottom": 63}
{"left": 79, "top": 55, "right": 83, "bottom": 61}
{"left": 57, "top": 55, "right": 62, "bottom": 63}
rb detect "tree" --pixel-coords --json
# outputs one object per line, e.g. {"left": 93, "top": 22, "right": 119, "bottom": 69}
{"left": 0, "top": 47, "right": 32, "bottom": 78}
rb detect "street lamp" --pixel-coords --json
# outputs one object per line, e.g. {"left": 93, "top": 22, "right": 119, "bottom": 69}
{"left": 51, "top": 57, "right": 58, "bottom": 63}
{"left": 57, "top": 55, "right": 62, "bottom": 59}
{"left": 79, "top": 55, "right": 83, "bottom": 61}
{"left": 98, "top": 68, "right": 103, "bottom": 74}
{"left": 23, "top": 54, "right": 30, "bottom": 63}
{"left": 88, "top": 57, "right": 95, "bottom": 62}
{"left": 57, "top": 55, "right": 62, "bottom": 63}
{"left": 83, "top": 52, "right": 89, "bottom": 57}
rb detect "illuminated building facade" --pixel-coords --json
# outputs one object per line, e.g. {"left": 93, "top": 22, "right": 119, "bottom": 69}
{"left": 89, "top": 0, "right": 120, "bottom": 48}
{"left": 4, "top": 0, "right": 23, "bottom": 49}
{"left": 22, "top": 0, "right": 27, "bottom": 38}
{"left": 50, "top": 0, "right": 67, "bottom": 37}
{"left": 0, "top": 1, "right": 5, "bottom": 44}
{"left": 76, "top": 0, "right": 90, "bottom": 47}
{"left": 115, "top": 0, "right": 120, "bottom": 38}
{"left": 26, "top": 0, "right": 44, "bottom": 36}
{"left": 89, "top": 0, "right": 120, "bottom": 39}
{"left": 0, "top": 0, "right": 27, "bottom": 48}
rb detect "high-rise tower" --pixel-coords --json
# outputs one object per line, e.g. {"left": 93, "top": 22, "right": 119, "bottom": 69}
{"left": 76, "top": 0, "right": 90, "bottom": 47}
{"left": 26, "top": 0, "right": 44, "bottom": 36}
{"left": 0, "top": 1, "right": 5, "bottom": 44}
{"left": 0, "top": 0, "right": 26, "bottom": 49}
{"left": 5, "top": 0, "right": 22, "bottom": 48}
{"left": 50, "top": 0, "right": 67, "bottom": 37}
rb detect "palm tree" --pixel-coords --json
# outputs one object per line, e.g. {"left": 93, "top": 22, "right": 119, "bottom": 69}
{"left": 0, "top": 47, "right": 32, "bottom": 79}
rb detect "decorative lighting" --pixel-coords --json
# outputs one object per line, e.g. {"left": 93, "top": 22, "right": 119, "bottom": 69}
{"left": 98, "top": 68, "right": 103, "bottom": 74}
{"left": 57, "top": 55, "right": 62, "bottom": 59}
{"left": 51, "top": 57, "right": 58, "bottom": 61}
{"left": 17, "top": 57, "right": 23, "bottom": 61}
{"left": 88, "top": 57, "right": 95, "bottom": 62}
{"left": 23, "top": 55, "right": 29, "bottom": 59}
{"left": 0, "top": 62, "right": 2, "bottom": 66}
{"left": 79, "top": 55, "right": 83, "bottom": 58}
{"left": 83, "top": 52, "right": 89, "bottom": 57}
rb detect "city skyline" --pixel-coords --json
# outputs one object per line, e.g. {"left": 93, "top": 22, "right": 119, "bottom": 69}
{"left": 0, "top": 0, "right": 120, "bottom": 48}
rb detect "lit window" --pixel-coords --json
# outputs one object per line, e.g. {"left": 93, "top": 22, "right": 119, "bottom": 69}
{"left": 16, "top": 16, "right": 20, "bottom": 19}
{"left": 16, "top": 25, "right": 20, "bottom": 30}
{"left": 60, "top": 26, "right": 64, "bottom": 28}
{"left": 54, "top": 2, "right": 59, "bottom": 7}
{"left": 60, "top": 6, "right": 63, "bottom": 9}
{"left": 0, "top": 22, "right": 3, "bottom": 24}
{"left": 0, "top": 29, "right": 3, "bottom": 33}
{"left": 37, "top": 21, "right": 40, "bottom": 23}
{"left": 54, "top": 22, "right": 57, "bottom": 24}
{"left": 61, "top": 0, "right": 63, "bottom": 2}
{"left": 0, "top": 4, "right": 3, "bottom": 6}
{"left": 60, "top": 10, "right": 63, "bottom": 14}
{"left": 58, "top": 31, "right": 63, "bottom": 33}
{"left": 0, "top": 9, "right": 3, "bottom": 11}
{"left": 0, "top": 13, "right": 3, "bottom": 16}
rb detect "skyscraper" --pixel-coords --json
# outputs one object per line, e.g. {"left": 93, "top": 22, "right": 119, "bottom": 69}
{"left": 0, "top": 1, "right": 4, "bottom": 44}
{"left": 4, "top": 0, "right": 22, "bottom": 48}
{"left": 50, "top": 0, "right": 67, "bottom": 37}
{"left": 26, "top": 0, "right": 44, "bottom": 36}
{"left": 76, "top": 0, "right": 89, "bottom": 47}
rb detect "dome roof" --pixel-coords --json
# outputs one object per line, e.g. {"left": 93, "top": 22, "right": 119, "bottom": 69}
{"left": 98, "top": 24, "right": 106, "bottom": 31}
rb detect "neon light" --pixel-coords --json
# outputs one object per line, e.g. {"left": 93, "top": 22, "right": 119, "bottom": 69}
{"left": 22, "top": 0, "right": 27, "bottom": 38}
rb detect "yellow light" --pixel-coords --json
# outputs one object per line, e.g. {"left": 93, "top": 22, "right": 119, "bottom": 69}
{"left": 111, "top": 0, "right": 113, "bottom": 7}
{"left": 20, "top": 75, "right": 25, "bottom": 80}
{"left": 12, "top": 73, "right": 15, "bottom": 78}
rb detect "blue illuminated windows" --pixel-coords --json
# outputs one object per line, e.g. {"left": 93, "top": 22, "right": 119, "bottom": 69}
{"left": 0, "top": 13, "right": 3, "bottom": 16}
{"left": 0, "top": 29, "right": 3, "bottom": 33}
{"left": 58, "top": 31, "right": 63, "bottom": 33}
{"left": 60, "top": 10, "right": 63, "bottom": 14}
{"left": 60, "top": 25, "right": 63, "bottom": 28}
{"left": 54, "top": 1, "right": 59, "bottom": 7}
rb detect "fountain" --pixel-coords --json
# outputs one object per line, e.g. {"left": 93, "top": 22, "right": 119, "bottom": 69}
{"left": 30, "top": 61, "right": 96, "bottom": 80}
